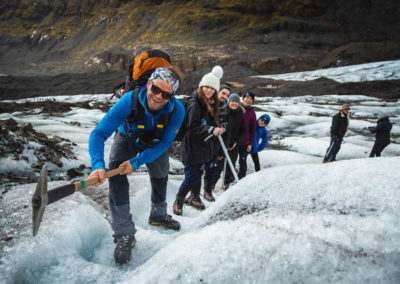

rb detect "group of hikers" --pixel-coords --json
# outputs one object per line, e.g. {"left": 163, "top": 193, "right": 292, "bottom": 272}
{"left": 88, "top": 65, "right": 270, "bottom": 265}
{"left": 87, "top": 62, "right": 392, "bottom": 265}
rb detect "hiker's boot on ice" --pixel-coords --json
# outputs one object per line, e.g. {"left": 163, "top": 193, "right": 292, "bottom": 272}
{"left": 186, "top": 194, "right": 205, "bottom": 210}
{"left": 204, "top": 191, "right": 215, "bottom": 202}
{"left": 149, "top": 214, "right": 181, "bottom": 231}
{"left": 173, "top": 196, "right": 184, "bottom": 216}
{"left": 203, "top": 180, "right": 215, "bottom": 202}
{"left": 114, "top": 235, "right": 136, "bottom": 265}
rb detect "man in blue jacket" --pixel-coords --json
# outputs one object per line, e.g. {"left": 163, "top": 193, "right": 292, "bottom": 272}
{"left": 250, "top": 114, "right": 271, "bottom": 172}
{"left": 88, "top": 67, "right": 184, "bottom": 265}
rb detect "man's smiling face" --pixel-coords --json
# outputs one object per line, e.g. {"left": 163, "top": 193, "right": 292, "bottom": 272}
{"left": 146, "top": 79, "right": 173, "bottom": 112}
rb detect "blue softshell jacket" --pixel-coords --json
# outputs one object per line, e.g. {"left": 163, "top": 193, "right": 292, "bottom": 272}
{"left": 250, "top": 113, "right": 271, "bottom": 154}
{"left": 89, "top": 85, "right": 184, "bottom": 171}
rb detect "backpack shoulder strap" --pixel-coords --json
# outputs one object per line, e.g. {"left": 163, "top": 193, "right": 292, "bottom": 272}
{"left": 153, "top": 98, "right": 178, "bottom": 137}
{"left": 126, "top": 86, "right": 143, "bottom": 123}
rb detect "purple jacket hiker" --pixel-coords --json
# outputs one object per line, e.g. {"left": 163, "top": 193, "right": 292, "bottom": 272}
{"left": 238, "top": 102, "right": 257, "bottom": 180}
{"left": 241, "top": 104, "right": 257, "bottom": 147}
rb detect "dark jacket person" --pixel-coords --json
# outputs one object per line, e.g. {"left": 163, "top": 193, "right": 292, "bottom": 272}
{"left": 369, "top": 116, "right": 392, "bottom": 157}
{"left": 222, "top": 93, "right": 246, "bottom": 190}
{"left": 323, "top": 103, "right": 350, "bottom": 163}
{"left": 173, "top": 66, "right": 226, "bottom": 216}
{"left": 203, "top": 84, "right": 232, "bottom": 202}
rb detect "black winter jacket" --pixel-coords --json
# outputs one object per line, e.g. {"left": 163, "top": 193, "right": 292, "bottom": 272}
{"left": 181, "top": 96, "right": 219, "bottom": 165}
{"left": 330, "top": 111, "right": 349, "bottom": 139}
{"left": 228, "top": 107, "right": 246, "bottom": 148}
{"left": 216, "top": 102, "right": 230, "bottom": 155}
{"left": 371, "top": 117, "right": 392, "bottom": 145}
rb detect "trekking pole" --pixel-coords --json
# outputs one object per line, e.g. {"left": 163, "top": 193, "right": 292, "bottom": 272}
{"left": 217, "top": 135, "right": 239, "bottom": 182}
{"left": 221, "top": 158, "right": 227, "bottom": 186}
{"left": 32, "top": 164, "right": 125, "bottom": 237}
{"left": 204, "top": 133, "right": 214, "bottom": 142}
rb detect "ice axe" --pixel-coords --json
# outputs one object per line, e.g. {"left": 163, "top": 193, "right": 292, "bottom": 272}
{"left": 204, "top": 134, "right": 239, "bottom": 183}
{"left": 217, "top": 135, "right": 239, "bottom": 183}
{"left": 31, "top": 164, "right": 125, "bottom": 237}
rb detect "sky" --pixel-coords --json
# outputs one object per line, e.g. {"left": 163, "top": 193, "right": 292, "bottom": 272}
{"left": 1, "top": 60, "right": 400, "bottom": 284}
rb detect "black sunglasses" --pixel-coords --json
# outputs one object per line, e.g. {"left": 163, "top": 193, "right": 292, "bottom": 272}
{"left": 150, "top": 81, "right": 173, "bottom": 100}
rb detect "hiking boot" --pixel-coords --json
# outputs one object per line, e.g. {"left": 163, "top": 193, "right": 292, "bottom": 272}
{"left": 173, "top": 197, "right": 184, "bottom": 216}
{"left": 114, "top": 235, "right": 136, "bottom": 265}
{"left": 185, "top": 194, "right": 205, "bottom": 210}
{"left": 149, "top": 214, "right": 181, "bottom": 231}
{"left": 221, "top": 184, "right": 229, "bottom": 191}
{"left": 204, "top": 192, "right": 215, "bottom": 202}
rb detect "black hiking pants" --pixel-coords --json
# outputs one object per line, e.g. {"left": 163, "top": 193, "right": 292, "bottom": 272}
{"left": 323, "top": 136, "right": 343, "bottom": 162}
{"left": 251, "top": 153, "right": 260, "bottom": 172}
{"left": 238, "top": 145, "right": 250, "bottom": 179}
{"left": 204, "top": 158, "right": 220, "bottom": 194}
{"left": 370, "top": 142, "right": 389, "bottom": 157}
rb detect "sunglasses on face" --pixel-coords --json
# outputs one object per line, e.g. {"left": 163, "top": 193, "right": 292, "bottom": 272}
{"left": 260, "top": 118, "right": 267, "bottom": 123}
{"left": 150, "top": 81, "right": 173, "bottom": 100}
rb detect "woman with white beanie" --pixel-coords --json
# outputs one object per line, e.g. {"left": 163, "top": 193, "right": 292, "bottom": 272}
{"left": 173, "top": 66, "right": 226, "bottom": 215}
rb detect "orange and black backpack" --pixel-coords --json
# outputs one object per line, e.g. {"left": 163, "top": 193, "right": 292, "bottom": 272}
{"left": 111, "top": 50, "right": 176, "bottom": 147}
{"left": 112, "top": 49, "right": 173, "bottom": 99}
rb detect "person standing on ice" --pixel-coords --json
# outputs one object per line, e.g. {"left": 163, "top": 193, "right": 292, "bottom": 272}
{"left": 323, "top": 103, "right": 350, "bottom": 163}
{"left": 202, "top": 84, "right": 232, "bottom": 202}
{"left": 221, "top": 93, "right": 246, "bottom": 190}
{"left": 238, "top": 92, "right": 257, "bottom": 179}
{"left": 369, "top": 115, "right": 392, "bottom": 157}
{"left": 88, "top": 67, "right": 184, "bottom": 265}
{"left": 249, "top": 114, "right": 271, "bottom": 172}
{"left": 173, "top": 66, "right": 226, "bottom": 215}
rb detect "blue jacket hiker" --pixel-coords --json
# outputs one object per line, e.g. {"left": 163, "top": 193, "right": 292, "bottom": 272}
{"left": 250, "top": 113, "right": 271, "bottom": 172}
{"left": 88, "top": 67, "right": 184, "bottom": 265}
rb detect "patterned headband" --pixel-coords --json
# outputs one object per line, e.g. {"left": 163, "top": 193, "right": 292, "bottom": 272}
{"left": 149, "top": 67, "right": 180, "bottom": 94}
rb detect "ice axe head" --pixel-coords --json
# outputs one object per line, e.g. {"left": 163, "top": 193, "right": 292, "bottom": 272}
{"left": 32, "top": 164, "right": 48, "bottom": 236}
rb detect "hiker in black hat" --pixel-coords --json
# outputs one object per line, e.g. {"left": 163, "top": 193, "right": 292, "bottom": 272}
{"left": 238, "top": 92, "right": 257, "bottom": 178}
{"left": 323, "top": 103, "right": 351, "bottom": 163}
{"left": 369, "top": 115, "right": 392, "bottom": 157}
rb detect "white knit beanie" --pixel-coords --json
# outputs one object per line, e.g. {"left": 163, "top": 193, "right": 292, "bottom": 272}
{"left": 198, "top": 65, "right": 224, "bottom": 91}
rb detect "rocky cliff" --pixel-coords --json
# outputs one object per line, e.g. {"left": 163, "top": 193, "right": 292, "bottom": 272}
{"left": 1, "top": 0, "right": 399, "bottom": 99}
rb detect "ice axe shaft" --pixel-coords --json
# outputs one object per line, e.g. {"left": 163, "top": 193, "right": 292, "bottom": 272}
{"left": 217, "top": 135, "right": 239, "bottom": 183}
{"left": 32, "top": 165, "right": 125, "bottom": 236}
{"left": 221, "top": 158, "right": 227, "bottom": 185}
{"left": 47, "top": 167, "right": 125, "bottom": 204}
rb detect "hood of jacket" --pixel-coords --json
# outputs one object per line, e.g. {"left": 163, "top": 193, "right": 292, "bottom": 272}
{"left": 257, "top": 113, "right": 271, "bottom": 127}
